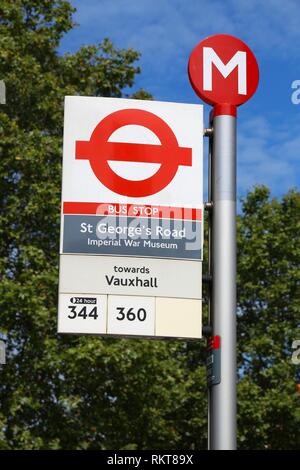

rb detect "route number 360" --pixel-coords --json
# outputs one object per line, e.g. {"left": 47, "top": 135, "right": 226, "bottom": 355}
{"left": 116, "top": 307, "right": 147, "bottom": 322}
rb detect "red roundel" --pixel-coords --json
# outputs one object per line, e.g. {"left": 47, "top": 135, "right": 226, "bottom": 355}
{"left": 75, "top": 109, "right": 192, "bottom": 198}
{"left": 188, "top": 34, "right": 259, "bottom": 108}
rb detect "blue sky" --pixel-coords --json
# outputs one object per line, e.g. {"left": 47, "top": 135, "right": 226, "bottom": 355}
{"left": 60, "top": 0, "right": 300, "bottom": 202}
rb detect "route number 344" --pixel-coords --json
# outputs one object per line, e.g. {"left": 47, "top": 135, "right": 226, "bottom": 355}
{"left": 68, "top": 305, "right": 98, "bottom": 319}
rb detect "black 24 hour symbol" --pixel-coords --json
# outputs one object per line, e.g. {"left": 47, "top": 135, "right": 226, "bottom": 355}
{"left": 116, "top": 307, "right": 147, "bottom": 322}
{"left": 67, "top": 306, "right": 98, "bottom": 320}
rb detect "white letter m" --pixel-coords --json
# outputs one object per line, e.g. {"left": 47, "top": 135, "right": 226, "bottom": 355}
{"left": 203, "top": 47, "right": 247, "bottom": 95}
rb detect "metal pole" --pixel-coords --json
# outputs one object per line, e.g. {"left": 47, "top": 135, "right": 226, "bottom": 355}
{"left": 209, "top": 112, "right": 237, "bottom": 449}
{"left": 206, "top": 125, "right": 213, "bottom": 451}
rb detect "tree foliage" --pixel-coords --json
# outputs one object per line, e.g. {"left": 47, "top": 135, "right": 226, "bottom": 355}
{"left": 237, "top": 187, "right": 300, "bottom": 449}
{"left": 0, "top": 0, "right": 299, "bottom": 450}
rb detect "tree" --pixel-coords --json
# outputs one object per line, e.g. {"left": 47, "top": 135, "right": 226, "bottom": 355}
{"left": 2, "top": 0, "right": 191, "bottom": 451}
{"left": 237, "top": 187, "right": 300, "bottom": 449}
{"left": 0, "top": 0, "right": 299, "bottom": 450}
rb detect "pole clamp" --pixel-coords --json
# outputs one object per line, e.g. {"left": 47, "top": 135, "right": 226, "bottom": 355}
{"left": 202, "top": 274, "right": 212, "bottom": 285}
{"left": 202, "top": 325, "right": 213, "bottom": 337}
{"left": 203, "top": 127, "right": 213, "bottom": 137}
{"left": 204, "top": 201, "right": 213, "bottom": 211}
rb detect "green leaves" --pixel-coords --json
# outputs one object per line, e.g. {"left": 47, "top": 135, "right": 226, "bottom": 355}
{"left": 237, "top": 186, "right": 300, "bottom": 449}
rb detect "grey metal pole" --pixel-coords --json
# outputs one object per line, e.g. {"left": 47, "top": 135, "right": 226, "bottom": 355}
{"left": 206, "top": 125, "right": 213, "bottom": 451}
{"left": 209, "top": 113, "right": 237, "bottom": 450}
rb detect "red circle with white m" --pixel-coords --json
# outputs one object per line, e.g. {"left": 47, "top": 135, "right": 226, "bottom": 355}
{"left": 188, "top": 34, "right": 259, "bottom": 108}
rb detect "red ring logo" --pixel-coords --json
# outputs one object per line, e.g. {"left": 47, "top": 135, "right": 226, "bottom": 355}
{"left": 75, "top": 109, "right": 192, "bottom": 197}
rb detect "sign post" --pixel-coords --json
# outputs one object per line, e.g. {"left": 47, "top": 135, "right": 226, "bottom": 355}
{"left": 210, "top": 110, "right": 237, "bottom": 449}
{"left": 189, "top": 34, "right": 259, "bottom": 450}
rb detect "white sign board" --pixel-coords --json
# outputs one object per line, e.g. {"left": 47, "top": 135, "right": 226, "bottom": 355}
{"left": 59, "top": 255, "right": 202, "bottom": 299}
{"left": 58, "top": 96, "right": 203, "bottom": 339}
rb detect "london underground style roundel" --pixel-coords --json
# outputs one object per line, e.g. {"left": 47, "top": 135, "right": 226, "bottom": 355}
{"left": 61, "top": 96, "right": 203, "bottom": 211}
{"left": 75, "top": 108, "right": 192, "bottom": 198}
{"left": 188, "top": 34, "right": 259, "bottom": 107}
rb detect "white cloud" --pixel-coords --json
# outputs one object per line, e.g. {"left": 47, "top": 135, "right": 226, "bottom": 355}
{"left": 237, "top": 114, "right": 300, "bottom": 196}
{"left": 68, "top": 0, "right": 300, "bottom": 59}
{"left": 61, "top": 0, "right": 300, "bottom": 109}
